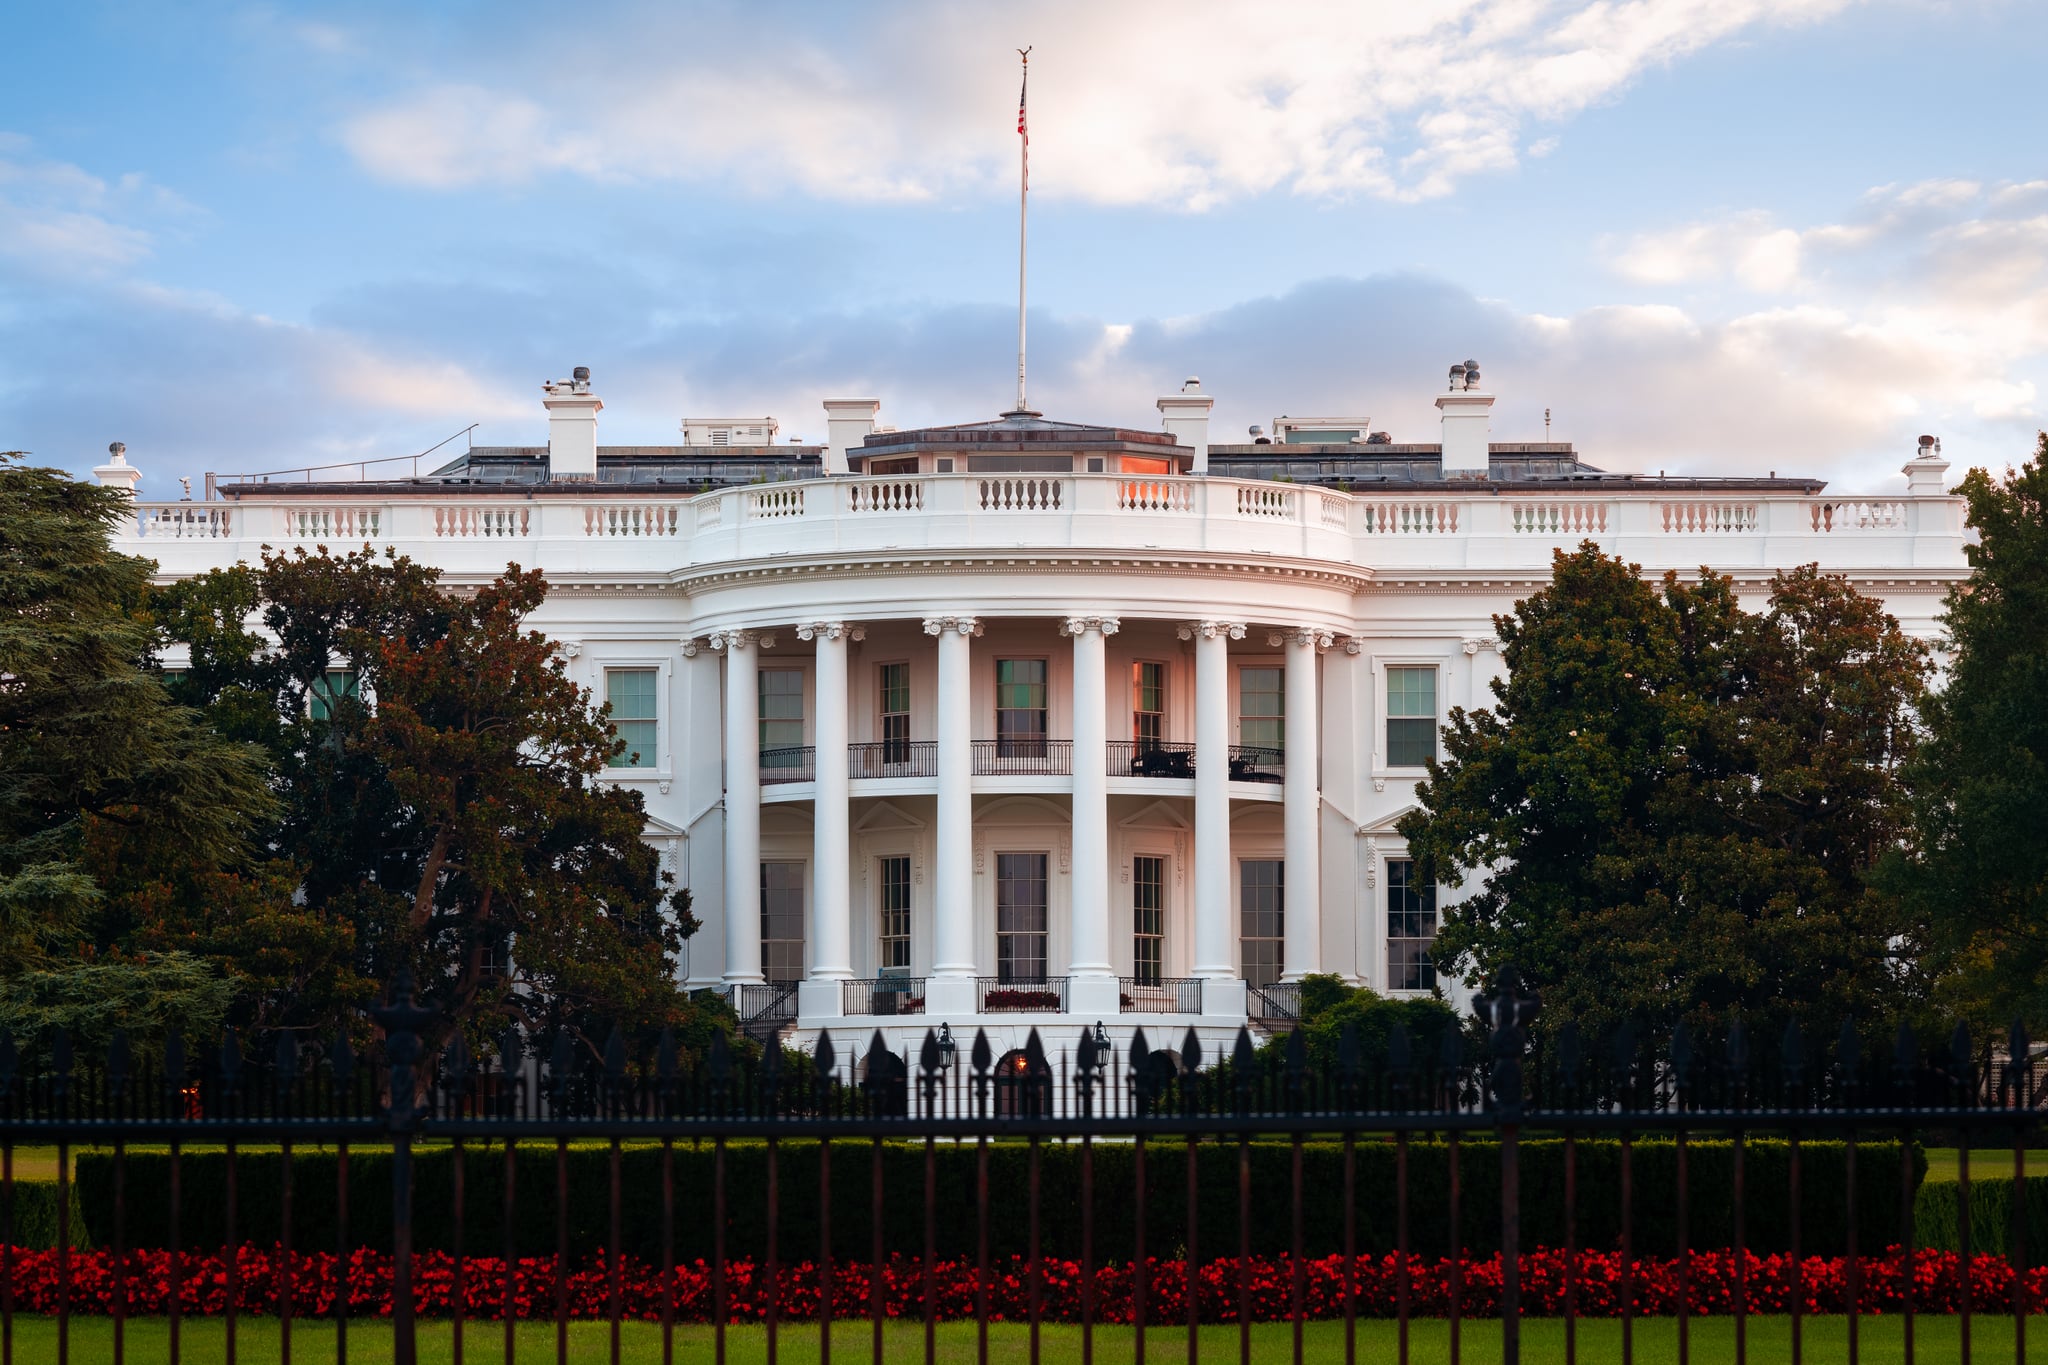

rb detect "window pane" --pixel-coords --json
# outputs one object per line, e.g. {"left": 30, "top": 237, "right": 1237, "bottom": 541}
{"left": 1132, "top": 855, "right": 1165, "bottom": 985}
{"left": 996, "top": 852, "right": 1049, "bottom": 982}
{"left": 879, "top": 663, "right": 910, "bottom": 716}
{"left": 1239, "top": 666, "right": 1283, "bottom": 751}
{"left": 761, "top": 861, "right": 806, "bottom": 984}
{"left": 1387, "top": 666, "right": 1437, "bottom": 717}
{"left": 1386, "top": 717, "right": 1436, "bottom": 767}
{"left": 1239, "top": 859, "right": 1284, "bottom": 988}
{"left": 310, "top": 669, "right": 360, "bottom": 722}
{"left": 996, "top": 659, "right": 1049, "bottom": 758}
{"left": 605, "top": 668, "right": 658, "bottom": 768}
{"left": 1386, "top": 859, "right": 1439, "bottom": 992}
{"left": 1133, "top": 662, "right": 1165, "bottom": 748}
{"left": 759, "top": 669, "right": 806, "bottom": 756}
{"left": 879, "top": 855, "right": 912, "bottom": 972}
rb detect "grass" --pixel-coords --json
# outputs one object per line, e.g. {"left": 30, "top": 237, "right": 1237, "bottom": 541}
{"left": 0, "top": 1317, "right": 2041, "bottom": 1363}
{"left": 1921, "top": 1148, "right": 2048, "bottom": 1183}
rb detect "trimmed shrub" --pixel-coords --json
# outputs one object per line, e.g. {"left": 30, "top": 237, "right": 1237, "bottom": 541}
{"left": 76, "top": 1138, "right": 1918, "bottom": 1262}
{"left": 1, "top": 1181, "right": 91, "bottom": 1250}
{"left": 1917, "top": 1176, "right": 2048, "bottom": 1267}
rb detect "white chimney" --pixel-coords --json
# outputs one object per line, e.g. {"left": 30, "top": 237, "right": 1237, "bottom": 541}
{"left": 1435, "top": 359, "right": 1493, "bottom": 477}
{"left": 1156, "top": 376, "right": 1214, "bottom": 474}
{"left": 542, "top": 366, "right": 602, "bottom": 481}
{"left": 1903, "top": 434, "right": 1949, "bottom": 495}
{"left": 92, "top": 441, "right": 141, "bottom": 497}
{"left": 821, "top": 397, "right": 880, "bottom": 476}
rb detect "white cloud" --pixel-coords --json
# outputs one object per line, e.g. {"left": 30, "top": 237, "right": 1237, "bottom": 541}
{"left": 333, "top": 0, "right": 1863, "bottom": 207}
{"left": 0, "top": 140, "right": 184, "bottom": 273}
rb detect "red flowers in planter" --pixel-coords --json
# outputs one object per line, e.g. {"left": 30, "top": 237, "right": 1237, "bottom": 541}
{"left": 1, "top": 1247, "right": 2041, "bottom": 1321}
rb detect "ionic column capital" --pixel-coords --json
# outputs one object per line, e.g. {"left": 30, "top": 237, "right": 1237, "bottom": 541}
{"left": 797, "top": 621, "right": 863, "bottom": 643}
{"left": 922, "top": 615, "right": 983, "bottom": 637}
{"left": 1266, "top": 627, "right": 1336, "bottom": 650}
{"left": 1060, "top": 615, "right": 1121, "bottom": 638}
{"left": 1177, "top": 620, "right": 1246, "bottom": 642}
{"left": 706, "top": 629, "right": 756, "bottom": 652}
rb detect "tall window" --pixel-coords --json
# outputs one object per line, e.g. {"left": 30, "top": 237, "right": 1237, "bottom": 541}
{"left": 1387, "top": 859, "right": 1439, "bottom": 991}
{"left": 759, "top": 668, "right": 805, "bottom": 771}
{"left": 760, "top": 861, "right": 806, "bottom": 984}
{"left": 1132, "top": 661, "right": 1166, "bottom": 750}
{"left": 310, "top": 669, "right": 360, "bottom": 723}
{"left": 1132, "top": 855, "right": 1165, "bottom": 985}
{"left": 1238, "top": 666, "right": 1283, "bottom": 753}
{"left": 878, "top": 663, "right": 911, "bottom": 762}
{"left": 878, "top": 855, "right": 912, "bottom": 973}
{"left": 604, "top": 668, "right": 656, "bottom": 768}
{"left": 1386, "top": 666, "right": 1438, "bottom": 767}
{"left": 1239, "top": 859, "right": 1284, "bottom": 988}
{"left": 996, "top": 852, "right": 1049, "bottom": 982}
{"left": 995, "top": 659, "right": 1048, "bottom": 758}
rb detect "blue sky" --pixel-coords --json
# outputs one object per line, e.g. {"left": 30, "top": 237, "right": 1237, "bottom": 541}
{"left": 4, "top": 0, "right": 2045, "bottom": 497}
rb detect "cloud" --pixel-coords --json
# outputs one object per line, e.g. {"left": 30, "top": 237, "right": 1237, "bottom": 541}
{"left": 0, "top": 140, "right": 188, "bottom": 273}
{"left": 333, "top": 0, "right": 1863, "bottom": 208}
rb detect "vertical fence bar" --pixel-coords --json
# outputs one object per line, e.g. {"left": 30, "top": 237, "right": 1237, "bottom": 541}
{"left": 1185, "top": 1134, "right": 1199, "bottom": 1365}
{"left": 922, "top": 1135, "right": 934, "bottom": 1365}
{"left": 1845, "top": 1136, "right": 1859, "bottom": 1365}
{"left": 169, "top": 1141, "right": 183, "bottom": 1365}
{"left": 1134, "top": 1134, "right": 1148, "bottom": 1365}
{"left": 1342, "top": 1131, "right": 1356, "bottom": 1365}
{"left": 1564, "top": 1132, "right": 1577, "bottom": 1365}
{"left": 1237, "top": 1133, "right": 1251, "bottom": 1365}
{"left": 390, "top": 1134, "right": 412, "bottom": 1365}
{"left": 280, "top": 1141, "right": 294, "bottom": 1365}
{"left": 1620, "top": 1135, "right": 1633, "bottom": 1365}
{"left": 2015, "top": 1131, "right": 2027, "bottom": 1365}
{"left": 555, "top": 1137, "right": 569, "bottom": 1365}
{"left": 1082, "top": 1133, "right": 1096, "bottom": 1365}
{"left": 1675, "top": 1131, "right": 1687, "bottom": 1365}
{"left": 1733, "top": 1132, "right": 1746, "bottom": 1365}
{"left": 976, "top": 1133, "right": 989, "bottom": 1365}
{"left": 1397, "top": 1131, "right": 1410, "bottom": 1365}
{"left": 225, "top": 1140, "right": 237, "bottom": 1365}
{"left": 1029, "top": 1134, "right": 1043, "bottom": 1365}
{"left": 1900, "top": 1137, "right": 1914, "bottom": 1365}
{"left": 1789, "top": 1135, "right": 1802, "bottom": 1365}
{"left": 112, "top": 1140, "right": 126, "bottom": 1365}
{"left": 871, "top": 1136, "right": 884, "bottom": 1365}
{"left": 1501, "top": 1120, "right": 1521, "bottom": 1365}
{"left": 820, "top": 1137, "right": 834, "bottom": 1365}
{"left": 501, "top": 1140, "right": 516, "bottom": 1365}
{"left": 55, "top": 1140, "right": 68, "bottom": 1365}
{"left": 1448, "top": 1132, "right": 1461, "bottom": 1365}
{"left": 713, "top": 1137, "right": 725, "bottom": 1365}
{"left": 1291, "top": 1132, "right": 1305, "bottom": 1365}
{"left": 664, "top": 1137, "right": 675, "bottom": 1365}
{"left": 1958, "top": 1142, "right": 1971, "bottom": 1365}
{"left": 3, "top": 1141, "right": 12, "bottom": 1365}
{"left": 767, "top": 1136, "right": 781, "bottom": 1365}
{"left": 334, "top": 1142, "right": 347, "bottom": 1365}
{"left": 448, "top": 1139, "right": 462, "bottom": 1365}
{"left": 610, "top": 1137, "right": 624, "bottom": 1365}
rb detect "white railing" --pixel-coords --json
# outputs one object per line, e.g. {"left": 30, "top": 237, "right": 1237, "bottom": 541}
{"left": 280, "top": 506, "right": 382, "bottom": 539}
{"left": 1318, "top": 492, "right": 1349, "bottom": 529}
{"left": 583, "top": 504, "right": 681, "bottom": 537}
{"left": 1235, "top": 486, "right": 1293, "bottom": 518}
{"left": 1511, "top": 502, "right": 1608, "bottom": 535}
{"left": 1662, "top": 502, "right": 1759, "bottom": 533}
{"left": 747, "top": 486, "right": 805, "bottom": 519}
{"left": 695, "top": 498, "right": 723, "bottom": 529}
{"left": 1813, "top": 500, "right": 1908, "bottom": 531}
{"left": 1118, "top": 478, "right": 1194, "bottom": 513}
{"left": 435, "top": 506, "right": 527, "bottom": 538}
{"left": 1359, "top": 501, "right": 1460, "bottom": 534}
{"left": 136, "top": 505, "right": 234, "bottom": 538}
{"left": 979, "top": 477, "right": 1064, "bottom": 511}
{"left": 847, "top": 480, "right": 924, "bottom": 512}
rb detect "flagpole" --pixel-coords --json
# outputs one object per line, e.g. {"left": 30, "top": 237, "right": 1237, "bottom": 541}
{"left": 1015, "top": 46, "right": 1031, "bottom": 415}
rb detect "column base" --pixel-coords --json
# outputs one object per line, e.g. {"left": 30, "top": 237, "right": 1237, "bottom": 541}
{"left": 1198, "top": 977, "right": 1248, "bottom": 1022}
{"left": 924, "top": 974, "right": 979, "bottom": 1016}
{"left": 1066, "top": 973, "right": 1122, "bottom": 1019}
{"left": 797, "top": 978, "right": 846, "bottom": 1021}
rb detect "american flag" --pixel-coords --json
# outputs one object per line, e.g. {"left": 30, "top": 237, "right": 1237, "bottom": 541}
{"left": 1017, "top": 49, "right": 1029, "bottom": 190}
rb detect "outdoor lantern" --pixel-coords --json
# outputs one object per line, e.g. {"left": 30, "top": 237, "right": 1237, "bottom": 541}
{"left": 1093, "top": 1021, "right": 1110, "bottom": 1053}
{"left": 938, "top": 1022, "right": 957, "bottom": 1069}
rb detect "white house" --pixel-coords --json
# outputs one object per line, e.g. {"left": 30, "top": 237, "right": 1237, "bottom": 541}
{"left": 107, "top": 362, "right": 1969, "bottom": 1059}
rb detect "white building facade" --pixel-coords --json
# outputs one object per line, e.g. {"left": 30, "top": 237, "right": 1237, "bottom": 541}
{"left": 108, "top": 366, "right": 1970, "bottom": 1057}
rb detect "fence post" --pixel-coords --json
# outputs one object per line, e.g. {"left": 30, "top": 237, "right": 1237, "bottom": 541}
{"left": 371, "top": 970, "right": 437, "bottom": 1365}
{"left": 1479, "top": 970, "right": 1539, "bottom": 1365}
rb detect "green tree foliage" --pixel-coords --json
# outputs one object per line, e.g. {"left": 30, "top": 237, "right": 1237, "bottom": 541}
{"left": 1399, "top": 544, "right": 1927, "bottom": 1042}
{"left": 1885, "top": 436, "right": 2048, "bottom": 1026}
{"left": 1286, "top": 973, "right": 1461, "bottom": 1070}
{"left": 157, "top": 546, "right": 715, "bottom": 1069}
{"left": 0, "top": 455, "right": 277, "bottom": 1045}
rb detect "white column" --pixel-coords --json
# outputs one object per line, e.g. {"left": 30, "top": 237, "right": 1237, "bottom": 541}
{"left": 925, "top": 615, "right": 980, "bottom": 1016}
{"left": 798, "top": 622, "right": 853, "bottom": 1019}
{"left": 1064, "top": 615, "right": 1119, "bottom": 1015}
{"left": 1279, "top": 629, "right": 1329, "bottom": 981}
{"left": 1184, "top": 620, "right": 1245, "bottom": 1017}
{"left": 716, "top": 631, "right": 762, "bottom": 984}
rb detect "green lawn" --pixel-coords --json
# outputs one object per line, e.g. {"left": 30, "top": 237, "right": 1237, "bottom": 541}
{"left": 0, "top": 1317, "right": 2040, "bottom": 1363}
{"left": 1921, "top": 1148, "right": 2048, "bottom": 1183}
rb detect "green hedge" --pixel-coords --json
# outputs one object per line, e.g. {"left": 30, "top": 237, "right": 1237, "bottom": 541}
{"left": 76, "top": 1138, "right": 1917, "bottom": 1262}
{"left": 1, "top": 1181, "right": 90, "bottom": 1250}
{"left": 1916, "top": 1177, "right": 2048, "bottom": 1267}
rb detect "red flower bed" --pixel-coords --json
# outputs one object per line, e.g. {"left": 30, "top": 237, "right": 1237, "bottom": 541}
{"left": 0, "top": 1247, "right": 2041, "bottom": 1321}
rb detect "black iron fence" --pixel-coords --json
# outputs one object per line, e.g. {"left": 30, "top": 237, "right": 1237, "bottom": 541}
{"left": 1120, "top": 977, "right": 1204, "bottom": 1013}
{"left": 2, "top": 971, "right": 2047, "bottom": 1365}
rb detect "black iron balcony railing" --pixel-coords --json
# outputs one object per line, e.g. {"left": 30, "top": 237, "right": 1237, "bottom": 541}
{"left": 732, "top": 979, "right": 799, "bottom": 1023}
{"left": 842, "top": 976, "right": 927, "bottom": 1016}
{"left": 1227, "top": 744, "right": 1285, "bottom": 783}
{"left": 848, "top": 740, "right": 938, "bottom": 779}
{"left": 1106, "top": 740, "right": 1197, "bottom": 778}
{"left": 1119, "top": 976, "right": 1204, "bottom": 1013}
{"left": 976, "top": 975, "right": 1069, "bottom": 1012}
{"left": 970, "top": 739, "right": 1072, "bottom": 776}
{"left": 1248, "top": 980, "right": 1303, "bottom": 1019}
{"left": 759, "top": 746, "right": 815, "bottom": 784}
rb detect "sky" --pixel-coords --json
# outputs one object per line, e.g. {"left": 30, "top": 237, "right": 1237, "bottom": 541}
{"left": 4, "top": 0, "right": 2047, "bottom": 498}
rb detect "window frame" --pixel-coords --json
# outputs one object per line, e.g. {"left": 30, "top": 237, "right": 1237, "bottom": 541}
{"left": 1131, "top": 659, "right": 1168, "bottom": 750}
{"left": 878, "top": 661, "right": 912, "bottom": 760}
{"left": 1235, "top": 663, "right": 1285, "bottom": 754}
{"left": 1131, "top": 853, "right": 1166, "bottom": 985}
{"left": 1237, "top": 856, "right": 1285, "bottom": 989}
{"left": 595, "top": 655, "right": 674, "bottom": 777}
{"left": 1385, "top": 856, "right": 1440, "bottom": 993}
{"left": 758, "top": 665, "right": 808, "bottom": 771}
{"left": 877, "top": 854, "right": 913, "bottom": 974}
{"left": 994, "top": 850, "right": 1051, "bottom": 983}
{"left": 994, "top": 657, "right": 1050, "bottom": 760}
{"left": 1371, "top": 654, "right": 1445, "bottom": 775}
{"left": 759, "top": 859, "right": 807, "bottom": 985}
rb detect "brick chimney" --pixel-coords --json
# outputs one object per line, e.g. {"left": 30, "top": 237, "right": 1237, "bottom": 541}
{"left": 542, "top": 367, "right": 602, "bottom": 481}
